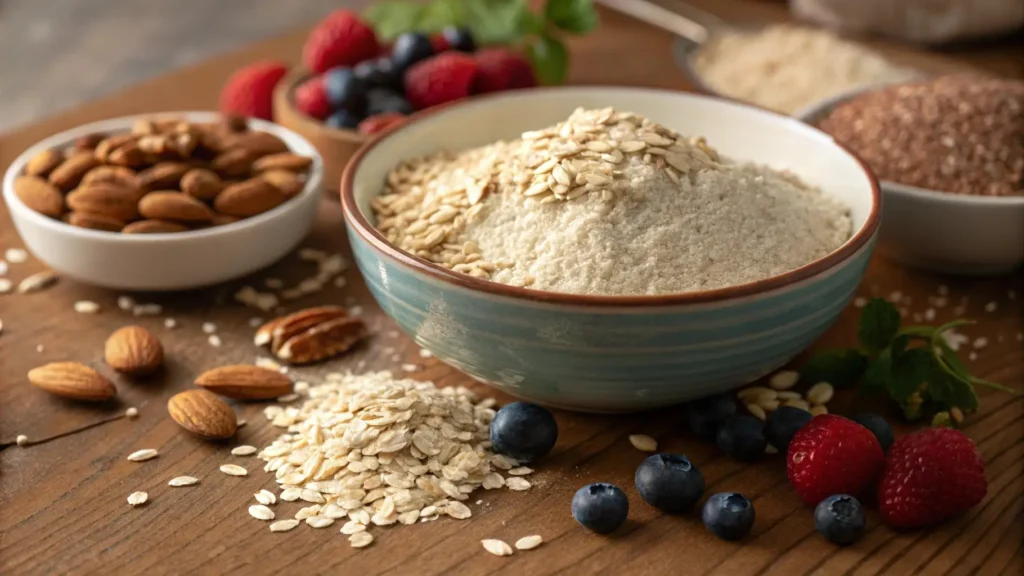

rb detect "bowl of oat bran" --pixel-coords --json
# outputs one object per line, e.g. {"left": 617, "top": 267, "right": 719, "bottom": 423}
{"left": 798, "top": 75, "right": 1024, "bottom": 275}
{"left": 341, "top": 87, "right": 880, "bottom": 412}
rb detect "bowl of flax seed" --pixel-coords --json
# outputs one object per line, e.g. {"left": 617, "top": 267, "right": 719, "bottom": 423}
{"left": 798, "top": 74, "right": 1024, "bottom": 275}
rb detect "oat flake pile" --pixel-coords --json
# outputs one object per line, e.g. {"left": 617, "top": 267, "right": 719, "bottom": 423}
{"left": 372, "top": 107, "right": 852, "bottom": 296}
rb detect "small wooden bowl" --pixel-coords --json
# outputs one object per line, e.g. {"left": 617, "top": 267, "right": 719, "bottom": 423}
{"left": 273, "top": 68, "right": 365, "bottom": 195}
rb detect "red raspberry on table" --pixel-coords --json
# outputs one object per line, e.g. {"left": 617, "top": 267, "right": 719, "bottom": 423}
{"left": 473, "top": 49, "right": 537, "bottom": 94}
{"left": 293, "top": 76, "right": 330, "bottom": 120}
{"left": 219, "top": 61, "right": 288, "bottom": 121}
{"left": 302, "top": 10, "right": 380, "bottom": 74}
{"left": 404, "top": 53, "right": 478, "bottom": 110}
{"left": 358, "top": 112, "right": 406, "bottom": 136}
{"left": 787, "top": 415, "right": 885, "bottom": 505}
{"left": 878, "top": 427, "right": 987, "bottom": 529}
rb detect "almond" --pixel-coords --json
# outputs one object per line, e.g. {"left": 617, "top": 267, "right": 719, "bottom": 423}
{"left": 94, "top": 134, "right": 138, "bottom": 163}
{"left": 25, "top": 149, "right": 64, "bottom": 177}
{"left": 67, "top": 184, "right": 142, "bottom": 221}
{"left": 75, "top": 133, "right": 105, "bottom": 150}
{"left": 225, "top": 131, "right": 289, "bottom": 157}
{"left": 81, "top": 165, "right": 141, "bottom": 190}
{"left": 210, "top": 149, "right": 253, "bottom": 178}
{"left": 278, "top": 316, "right": 368, "bottom": 364}
{"left": 105, "top": 325, "right": 164, "bottom": 375}
{"left": 253, "top": 153, "right": 313, "bottom": 173}
{"left": 211, "top": 214, "right": 241, "bottom": 226}
{"left": 49, "top": 152, "right": 101, "bottom": 190}
{"left": 108, "top": 142, "right": 148, "bottom": 167}
{"left": 139, "top": 191, "right": 214, "bottom": 222}
{"left": 261, "top": 170, "right": 304, "bottom": 197}
{"left": 66, "top": 211, "right": 126, "bottom": 232}
{"left": 180, "top": 168, "right": 224, "bottom": 201}
{"left": 122, "top": 219, "right": 189, "bottom": 234}
{"left": 28, "top": 362, "right": 116, "bottom": 401}
{"left": 195, "top": 365, "right": 292, "bottom": 400}
{"left": 267, "top": 306, "right": 349, "bottom": 354}
{"left": 137, "top": 162, "right": 191, "bottom": 189}
{"left": 220, "top": 114, "right": 249, "bottom": 133}
{"left": 14, "top": 176, "right": 64, "bottom": 217}
{"left": 214, "top": 179, "right": 287, "bottom": 217}
{"left": 167, "top": 389, "right": 237, "bottom": 439}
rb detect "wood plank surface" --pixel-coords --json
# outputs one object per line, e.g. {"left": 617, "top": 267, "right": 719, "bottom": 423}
{"left": 1, "top": 3, "right": 1022, "bottom": 575}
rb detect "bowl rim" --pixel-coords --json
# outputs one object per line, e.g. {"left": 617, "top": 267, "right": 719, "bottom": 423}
{"left": 2, "top": 111, "right": 326, "bottom": 243}
{"left": 794, "top": 84, "right": 1024, "bottom": 206}
{"left": 340, "top": 86, "right": 882, "bottom": 307}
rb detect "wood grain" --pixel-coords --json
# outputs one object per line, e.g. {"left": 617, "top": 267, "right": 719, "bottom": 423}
{"left": 1, "top": 4, "right": 1022, "bottom": 575}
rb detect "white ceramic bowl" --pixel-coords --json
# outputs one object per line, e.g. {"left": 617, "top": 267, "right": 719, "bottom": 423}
{"left": 797, "top": 88, "right": 1024, "bottom": 275}
{"left": 3, "top": 112, "right": 324, "bottom": 290}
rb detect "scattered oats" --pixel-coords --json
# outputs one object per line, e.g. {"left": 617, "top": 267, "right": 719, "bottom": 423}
{"left": 746, "top": 403, "right": 767, "bottom": 421}
{"left": 941, "top": 329, "right": 970, "bottom": 351}
{"left": 769, "top": 371, "right": 799, "bottom": 390}
{"left": 419, "top": 349, "right": 434, "bottom": 359}
{"left": 629, "top": 434, "right": 658, "bottom": 452}
{"left": 127, "top": 491, "right": 148, "bottom": 506}
{"left": 125, "top": 407, "right": 139, "bottom": 418}
{"left": 810, "top": 405, "right": 828, "bottom": 416}
{"left": 270, "top": 519, "right": 300, "bottom": 532}
{"left": 127, "top": 448, "right": 159, "bottom": 462}
{"left": 506, "top": 477, "right": 531, "bottom": 491}
{"left": 383, "top": 346, "right": 396, "bottom": 355}
{"left": 249, "top": 317, "right": 265, "bottom": 327}
{"left": 264, "top": 277, "right": 284, "bottom": 289}
{"left": 937, "top": 284, "right": 949, "bottom": 296}
{"left": 73, "top": 300, "right": 100, "bottom": 314}
{"left": 298, "top": 247, "right": 327, "bottom": 261}
{"left": 985, "top": 301, "right": 998, "bottom": 313}
{"left": 969, "top": 351, "right": 978, "bottom": 361}
{"left": 220, "top": 464, "right": 248, "bottom": 476}
{"left": 446, "top": 501, "right": 473, "bottom": 519}
{"left": 18, "top": 270, "right": 58, "bottom": 293}
{"left": 853, "top": 297, "right": 867, "bottom": 308}
{"left": 888, "top": 291, "right": 902, "bottom": 303}
{"left": 515, "top": 535, "right": 543, "bottom": 550}
{"left": 300, "top": 489, "right": 325, "bottom": 504}
{"left": 306, "top": 516, "right": 335, "bottom": 528}
{"left": 117, "top": 295, "right": 135, "bottom": 310}
{"left": 237, "top": 419, "right": 247, "bottom": 428}
{"left": 0, "top": 260, "right": 6, "bottom": 275}
{"left": 482, "top": 539, "right": 514, "bottom": 557}
{"left": 255, "top": 356, "right": 281, "bottom": 371}
{"left": 164, "top": 317, "right": 178, "bottom": 329}
{"left": 0, "top": 278, "right": 11, "bottom": 293}
{"left": 280, "top": 487, "right": 301, "bottom": 501}
{"left": 806, "top": 382, "right": 834, "bottom": 405}
{"left": 168, "top": 476, "right": 199, "bottom": 487}
{"left": 341, "top": 520, "right": 366, "bottom": 534}
{"left": 350, "top": 306, "right": 364, "bottom": 316}
{"left": 208, "top": 334, "right": 223, "bottom": 347}
{"left": 202, "top": 322, "right": 217, "bottom": 334}
{"left": 401, "top": 364, "right": 418, "bottom": 373}
{"left": 16, "top": 434, "right": 28, "bottom": 446}
{"left": 391, "top": 354, "right": 401, "bottom": 362}
{"left": 765, "top": 445, "right": 779, "bottom": 454}
{"left": 973, "top": 337, "right": 989, "bottom": 350}
{"left": 349, "top": 532, "right": 374, "bottom": 548}
{"left": 133, "top": 303, "right": 162, "bottom": 316}
{"left": 293, "top": 381, "right": 310, "bottom": 393}
{"left": 35, "top": 344, "right": 44, "bottom": 353}
{"left": 924, "top": 308, "right": 936, "bottom": 322}
{"left": 508, "top": 466, "right": 533, "bottom": 476}
{"left": 277, "top": 393, "right": 299, "bottom": 403}
{"left": 249, "top": 505, "right": 275, "bottom": 521}
{"left": 231, "top": 445, "right": 258, "bottom": 456}
{"left": 5, "top": 248, "right": 27, "bottom": 263}
{"left": 334, "top": 276, "right": 347, "bottom": 288}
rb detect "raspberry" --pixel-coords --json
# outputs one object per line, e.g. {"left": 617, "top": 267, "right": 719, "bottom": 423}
{"left": 472, "top": 49, "right": 536, "bottom": 94}
{"left": 358, "top": 112, "right": 406, "bottom": 135}
{"left": 219, "top": 61, "right": 288, "bottom": 121}
{"left": 404, "top": 53, "right": 478, "bottom": 110}
{"left": 293, "top": 76, "right": 330, "bottom": 120}
{"left": 787, "top": 415, "right": 884, "bottom": 505}
{"left": 878, "top": 427, "right": 987, "bottom": 529}
{"left": 302, "top": 10, "right": 379, "bottom": 74}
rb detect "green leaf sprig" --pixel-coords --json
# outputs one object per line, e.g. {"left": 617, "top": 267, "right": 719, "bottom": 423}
{"left": 801, "top": 298, "right": 1018, "bottom": 426}
{"left": 363, "top": 0, "right": 599, "bottom": 86}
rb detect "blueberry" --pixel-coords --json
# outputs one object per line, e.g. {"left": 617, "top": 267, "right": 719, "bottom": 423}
{"left": 635, "top": 453, "right": 705, "bottom": 513}
{"left": 814, "top": 495, "right": 866, "bottom": 546}
{"left": 683, "top": 393, "right": 737, "bottom": 438}
{"left": 366, "top": 88, "right": 413, "bottom": 116}
{"left": 702, "top": 493, "right": 755, "bottom": 541}
{"left": 323, "top": 67, "right": 366, "bottom": 113}
{"left": 571, "top": 483, "right": 629, "bottom": 534}
{"left": 765, "top": 406, "right": 814, "bottom": 451}
{"left": 354, "top": 57, "right": 403, "bottom": 90}
{"left": 852, "top": 413, "right": 894, "bottom": 453}
{"left": 442, "top": 26, "right": 476, "bottom": 52}
{"left": 489, "top": 402, "right": 557, "bottom": 463}
{"left": 324, "top": 109, "right": 360, "bottom": 130}
{"left": 391, "top": 32, "right": 434, "bottom": 72}
{"left": 716, "top": 416, "right": 767, "bottom": 462}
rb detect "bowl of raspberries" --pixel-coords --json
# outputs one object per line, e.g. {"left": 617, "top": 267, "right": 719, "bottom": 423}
{"left": 221, "top": 9, "right": 544, "bottom": 192}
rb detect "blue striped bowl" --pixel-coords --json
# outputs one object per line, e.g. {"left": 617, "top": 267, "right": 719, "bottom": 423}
{"left": 341, "top": 88, "right": 880, "bottom": 412}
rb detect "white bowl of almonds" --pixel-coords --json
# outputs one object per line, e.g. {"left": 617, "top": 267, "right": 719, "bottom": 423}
{"left": 3, "top": 111, "right": 323, "bottom": 290}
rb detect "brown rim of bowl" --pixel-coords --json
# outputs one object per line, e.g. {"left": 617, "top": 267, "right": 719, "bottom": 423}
{"left": 340, "top": 86, "right": 882, "bottom": 308}
{"left": 272, "top": 67, "right": 365, "bottom": 143}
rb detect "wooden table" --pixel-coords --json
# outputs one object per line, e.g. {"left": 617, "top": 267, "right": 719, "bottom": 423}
{"left": 1, "top": 4, "right": 1022, "bottom": 575}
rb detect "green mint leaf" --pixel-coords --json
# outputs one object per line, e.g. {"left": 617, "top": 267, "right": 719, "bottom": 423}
{"left": 464, "top": 0, "right": 531, "bottom": 44}
{"left": 890, "top": 334, "right": 909, "bottom": 358}
{"left": 527, "top": 34, "right": 569, "bottom": 85}
{"left": 800, "top": 349, "right": 867, "bottom": 388}
{"left": 363, "top": 1, "right": 425, "bottom": 41}
{"left": 968, "top": 376, "right": 1020, "bottom": 394}
{"left": 858, "top": 298, "right": 902, "bottom": 353}
{"left": 934, "top": 340, "right": 972, "bottom": 381}
{"left": 544, "top": 0, "right": 599, "bottom": 34}
{"left": 861, "top": 355, "right": 893, "bottom": 394}
{"left": 890, "top": 348, "right": 932, "bottom": 401}
{"left": 416, "top": 0, "right": 467, "bottom": 33}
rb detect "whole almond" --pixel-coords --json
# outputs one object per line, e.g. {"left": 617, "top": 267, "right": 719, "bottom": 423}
{"left": 28, "top": 362, "right": 116, "bottom": 401}
{"left": 214, "top": 179, "right": 287, "bottom": 217}
{"left": 195, "top": 365, "right": 293, "bottom": 400}
{"left": 180, "top": 168, "right": 224, "bottom": 201}
{"left": 14, "top": 176, "right": 64, "bottom": 217}
{"left": 94, "top": 134, "right": 138, "bottom": 162}
{"left": 278, "top": 316, "right": 368, "bottom": 364}
{"left": 138, "top": 162, "right": 191, "bottom": 189}
{"left": 66, "top": 211, "right": 126, "bottom": 232}
{"left": 49, "top": 152, "right": 101, "bottom": 190}
{"left": 253, "top": 153, "right": 312, "bottom": 173}
{"left": 122, "top": 219, "right": 189, "bottom": 234}
{"left": 81, "top": 165, "right": 141, "bottom": 190}
{"left": 168, "top": 389, "right": 237, "bottom": 439}
{"left": 105, "top": 325, "right": 164, "bottom": 375}
{"left": 67, "top": 184, "right": 142, "bottom": 221}
{"left": 210, "top": 149, "right": 253, "bottom": 177}
{"left": 261, "top": 170, "right": 304, "bottom": 197}
{"left": 75, "top": 133, "right": 105, "bottom": 150}
{"left": 220, "top": 114, "right": 248, "bottom": 133}
{"left": 25, "top": 149, "right": 64, "bottom": 177}
{"left": 139, "top": 191, "right": 214, "bottom": 222}
{"left": 108, "top": 142, "right": 147, "bottom": 167}
{"left": 225, "top": 131, "right": 288, "bottom": 157}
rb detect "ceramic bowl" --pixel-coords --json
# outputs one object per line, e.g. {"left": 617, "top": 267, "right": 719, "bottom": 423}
{"left": 342, "top": 87, "right": 880, "bottom": 412}
{"left": 797, "top": 87, "right": 1024, "bottom": 275}
{"left": 3, "top": 112, "right": 324, "bottom": 291}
